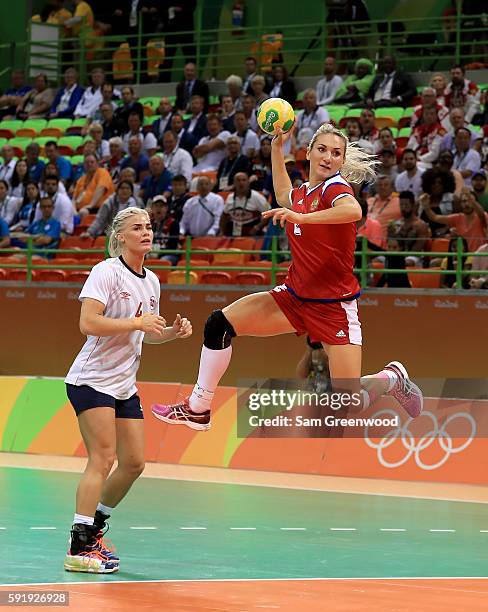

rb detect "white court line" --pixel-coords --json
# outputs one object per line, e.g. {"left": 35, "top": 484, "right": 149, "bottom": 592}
{"left": 0, "top": 527, "right": 6, "bottom": 530}
{"left": 129, "top": 526, "right": 157, "bottom": 530}
{"left": 480, "top": 530, "right": 488, "bottom": 533}
{"left": 429, "top": 529, "right": 456, "bottom": 533}
{"left": 380, "top": 528, "right": 406, "bottom": 532}
{"left": 2, "top": 576, "right": 488, "bottom": 588}
{"left": 330, "top": 528, "right": 357, "bottom": 531}
{"left": 29, "top": 527, "right": 56, "bottom": 530}
{"left": 179, "top": 527, "right": 207, "bottom": 530}
{"left": 230, "top": 527, "right": 257, "bottom": 531}
{"left": 280, "top": 527, "right": 307, "bottom": 531}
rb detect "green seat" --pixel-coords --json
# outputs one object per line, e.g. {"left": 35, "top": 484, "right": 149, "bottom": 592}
{"left": 209, "top": 95, "right": 220, "bottom": 105}
{"left": 57, "top": 135, "right": 84, "bottom": 154}
{"left": 343, "top": 108, "right": 362, "bottom": 118}
{"left": 71, "top": 155, "right": 84, "bottom": 165}
{"left": 398, "top": 127, "right": 412, "bottom": 138}
{"left": 374, "top": 107, "right": 404, "bottom": 121}
{"left": 8, "top": 137, "right": 33, "bottom": 153}
{"left": 20, "top": 119, "right": 47, "bottom": 132}
{"left": 168, "top": 95, "right": 176, "bottom": 106}
{"left": 139, "top": 96, "right": 160, "bottom": 110}
{"left": 34, "top": 136, "right": 57, "bottom": 149}
{"left": 296, "top": 90, "right": 305, "bottom": 102}
{"left": 144, "top": 115, "right": 158, "bottom": 126}
{"left": 326, "top": 108, "right": 345, "bottom": 125}
{"left": 0, "top": 137, "right": 7, "bottom": 149}
{"left": 70, "top": 118, "right": 88, "bottom": 128}
{"left": 403, "top": 107, "right": 415, "bottom": 117}
{"left": 0, "top": 120, "right": 23, "bottom": 137}
{"left": 47, "top": 118, "right": 73, "bottom": 131}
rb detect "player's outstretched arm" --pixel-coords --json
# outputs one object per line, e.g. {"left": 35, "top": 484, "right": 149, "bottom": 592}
{"left": 262, "top": 195, "right": 361, "bottom": 227}
{"left": 80, "top": 298, "right": 166, "bottom": 337}
{"left": 144, "top": 313, "right": 192, "bottom": 344}
{"left": 271, "top": 128, "right": 294, "bottom": 209}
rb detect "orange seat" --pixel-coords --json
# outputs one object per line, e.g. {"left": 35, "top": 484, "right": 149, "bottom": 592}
{"left": 177, "top": 258, "right": 208, "bottom": 280}
{"left": 35, "top": 269, "right": 66, "bottom": 282}
{"left": 47, "top": 257, "right": 79, "bottom": 267}
{"left": 200, "top": 271, "right": 233, "bottom": 285}
{"left": 58, "top": 236, "right": 94, "bottom": 260}
{"left": 191, "top": 236, "right": 229, "bottom": 260}
{"left": 78, "top": 257, "right": 104, "bottom": 268}
{"left": 6, "top": 268, "right": 29, "bottom": 281}
{"left": 78, "top": 214, "right": 97, "bottom": 228}
{"left": 66, "top": 271, "right": 90, "bottom": 283}
{"left": 235, "top": 272, "right": 267, "bottom": 285}
{"left": 370, "top": 260, "right": 385, "bottom": 287}
{"left": 407, "top": 267, "right": 441, "bottom": 288}
{"left": 167, "top": 270, "right": 199, "bottom": 285}
{"left": 217, "top": 191, "right": 231, "bottom": 201}
{"left": 430, "top": 238, "right": 450, "bottom": 254}
{"left": 275, "top": 271, "right": 288, "bottom": 284}
{"left": 246, "top": 260, "right": 272, "bottom": 283}
{"left": 145, "top": 259, "right": 172, "bottom": 283}
{"left": 212, "top": 248, "right": 246, "bottom": 266}
{"left": 0, "top": 268, "right": 6, "bottom": 279}
{"left": 229, "top": 237, "right": 259, "bottom": 261}
{"left": 40, "top": 127, "right": 63, "bottom": 138}
{"left": 374, "top": 117, "right": 396, "bottom": 129}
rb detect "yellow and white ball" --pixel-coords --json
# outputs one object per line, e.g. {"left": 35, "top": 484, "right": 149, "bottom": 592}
{"left": 257, "top": 97, "right": 295, "bottom": 136}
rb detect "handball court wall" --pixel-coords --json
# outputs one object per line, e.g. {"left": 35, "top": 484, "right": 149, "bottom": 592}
{"left": 0, "top": 286, "right": 487, "bottom": 486}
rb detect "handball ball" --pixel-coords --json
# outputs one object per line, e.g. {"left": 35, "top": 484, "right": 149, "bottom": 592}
{"left": 257, "top": 97, "right": 295, "bottom": 136}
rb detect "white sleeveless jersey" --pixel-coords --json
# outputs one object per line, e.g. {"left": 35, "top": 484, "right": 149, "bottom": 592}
{"left": 65, "top": 257, "right": 160, "bottom": 399}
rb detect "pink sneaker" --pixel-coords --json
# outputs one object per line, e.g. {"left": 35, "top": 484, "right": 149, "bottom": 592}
{"left": 151, "top": 397, "right": 211, "bottom": 431}
{"left": 384, "top": 361, "right": 423, "bottom": 418}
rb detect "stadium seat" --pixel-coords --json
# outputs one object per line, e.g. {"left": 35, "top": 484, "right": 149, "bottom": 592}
{"left": 375, "top": 116, "right": 397, "bottom": 129}
{"left": 0, "top": 120, "right": 23, "bottom": 139}
{"left": 430, "top": 238, "right": 450, "bottom": 254}
{"left": 200, "top": 271, "right": 233, "bottom": 285}
{"left": 40, "top": 127, "right": 63, "bottom": 138}
{"left": 325, "top": 107, "right": 346, "bottom": 127}
{"left": 398, "top": 107, "right": 415, "bottom": 128}
{"left": 228, "top": 237, "right": 258, "bottom": 261}
{"left": 143, "top": 115, "right": 158, "bottom": 127}
{"left": 191, "top": 237, "right": 229, "bottom": 259}
{"left": 47, "top": 118, "right": 73, "bottom": 132}
{"left": 139, "top": 97, "right": 160, "bottom": 111}
{"left": 407, "top": 267, "right": 441, "bottom": 288}
{"left": 338, "top": 108, "right": 362, "bottom": 128}
{"left": 245, "top": 260, "right": 272, "bottom": 283}
{"left": 58, "top": 136, "right": 84, "bottom": 156}
{"left": 35, "top": 269, "right": 66, "bottom": 282}
{"left": 57, "top": 236, "right": 94, "bottom": 260}
{"left": 8, "top": 137, "right": 33, "bottom": 156}
{"left": 275, "top": 271, "right": 288, "bottom": 284}
{"left": 217, "top": 191, "right": 231, "bottom": 201}
{"left": 167, "top": 270, "right": 198, "bottom": 285}
{"left": 5, "top": 268, "right": 29, "bottom": 281}
{"left": 65, "top": 118, "right": 87, "bottom": 135}
{"left": 0, "top": 268, "right": 6, "bottom": 279}
{"left": 78, "top": 257, "right": 104, "bottom": 268}
{"left": 235, "top": 272, "right": 267, "bottom": 285}
{"left": 46, "top": 257, "right": 79, "bottom": 267}
{"left": 92, "top": 236, "right": 107, "bottom": 250}
{"left": 177, "top": 258, "right": 209, "bottom": 280}
{"left": 145, "top": 259, "right": 172, "bottom": 282}
{"left": 66, "top": 271, "right": 90, "bottom": 283}
{"left": 396, "top": 126, "right": 412, "bottom": 147}
{"left": 370, "top": 260, "right": 385, "bottom": 287}
{"left": 16, "top": 119, "right": 47, "bottom": 137}
{"left": 213, "top": 248, "right": 246, "bottom": 266}
{"left": 33, "top": 137, "right": 56, "bottom": 154}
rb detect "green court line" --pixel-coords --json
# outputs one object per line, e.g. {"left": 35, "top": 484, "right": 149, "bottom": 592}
{"left": 1, "top": 466, "right": 487, "bottom": 585}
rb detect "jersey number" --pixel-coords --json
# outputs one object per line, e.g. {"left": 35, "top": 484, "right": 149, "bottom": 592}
{"left": 135, "top": 302, "right": 143, "bottom": 317}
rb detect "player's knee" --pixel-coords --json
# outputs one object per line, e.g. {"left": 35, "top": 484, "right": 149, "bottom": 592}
{"left": 90, "top": 450, "right": 116, "bottom": 478}
{"left": 120, "top": 459, "right": 145, "bottom": 479}
{"left": 203, "top": 310, "right": 236, "bottom": 350}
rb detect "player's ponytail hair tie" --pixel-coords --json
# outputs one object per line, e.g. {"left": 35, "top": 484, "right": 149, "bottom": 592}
{"left": 108, "top": 206, "right": 150, "bottom": 257}
{"left": 307, "top": 123, "right": 379, "bottom": 184}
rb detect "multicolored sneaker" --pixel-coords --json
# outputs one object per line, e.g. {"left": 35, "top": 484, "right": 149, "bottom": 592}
{"left": 64, "top": 523, "right": 119, "bottom": 574}
{"left": 151, "top": 397, "right": 211, "bottom": 431}
{"left": 93, "top": 511, "right": 119, "bottom": 564}
{"left": 384, "top": 361, "right": 423, "bottom": 418}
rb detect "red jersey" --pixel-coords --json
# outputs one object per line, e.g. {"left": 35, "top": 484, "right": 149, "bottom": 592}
{"left": 284, "top": 174, "right": 360, "bottom": 301}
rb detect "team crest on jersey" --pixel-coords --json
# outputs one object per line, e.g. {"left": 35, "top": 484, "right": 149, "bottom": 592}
{"left": 310, "top": 198, "right": 320, "bottom": 211}
{"left": 120, "top": 291, "right": 131, "bottom": 300}
{"left": 150, "top": 296, "right": 156, "bottom": 309}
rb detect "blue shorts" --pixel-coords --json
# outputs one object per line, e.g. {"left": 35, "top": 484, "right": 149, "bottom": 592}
{"left": 66, "top": 384, "right": 144, "bottom": 419}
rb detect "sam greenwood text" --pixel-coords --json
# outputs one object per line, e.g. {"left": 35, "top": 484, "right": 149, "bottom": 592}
{"left": 248, "top": 415, "right": 400, "bottom": 427}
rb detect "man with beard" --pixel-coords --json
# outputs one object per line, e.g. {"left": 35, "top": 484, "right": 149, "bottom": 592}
{"left": 444, "top": 65, "right": 481, "bottom": 123}
{"left": 390, "top": 191, "right": 430, "bottom": 266}
{"left": 395, "top": 149, "right": 424, "bottom": 199}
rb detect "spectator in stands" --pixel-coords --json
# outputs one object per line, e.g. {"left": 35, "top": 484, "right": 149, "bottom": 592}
{"left": 25, "top": 143, "right": 45, "bottom": 183}
{"left": 220, "top": 94, "right": 237, "bottom": 132}
{"left": 160, "top": 2, "right": 197, "bottom": 81}
{"left": 375, "top": 236, "right": 412, "bottom": 288}
{"left": 356, "top": 197, "right": 385, "bottom": 250}
{"left": 192, "top": 114, "right": 231, "bottom": 173}
{"left": 452, "top": 127, "right": 482, "bottom": 187}
{"left": 220, "top": 172, "right": 269, "bottom": 237}
{"left": 469, "top": 243, "right": 488, "bottom": 290}
{"left": 139, "top": 155, "right": 172, "bottom": 206}
{"left": 376, "top": 149, "right": 398, "bottom": 185}
{"left": 367, "top": 175, "right": 401, "bottom": 236}
{"left": 0, "top": 145, "right": 17, "bottom": 184}
{"left": 49, "top": 67, "right": 84, "bottom": 119}
{"left": 88, "top": 83, "right": 120, "bottom": 128}
{"left": 151, "top": 97, "right": 175, "bottom": 140}
{"left": 225, "top": 75, "right": 245, "bottom": 112}
{"left": 122, "top": 111, "right": 157, "bottom": 156}
{"left": 74, "top": 67, "right": 105, "bottom": 118}
{"left": 34, "top": 174, "right": 74, "bottom": 234}
{"left": 421, "top": 187, "right": 487, "bottom": 252}
{"left": 444, "top": 65, "right": 481, "bottom": 123}
{"left": 16, "top": 73, "right": 54, "bottom": 120}
{"left": 249, "top": 136, "right": 272, "bottom": 191}
{"left": 407, "top": 106, "right": 446, "bottom": 168}
{"left": 148, "top": 195, "right": 180, "bottom": 264}
{"left": 72, "top": 154, "right": 115, "bottom": 217}
{"left": 82, "top": 180, "right": 141, "bottom": 239}
{"left": 24, "top": 196, "right": 61, "bottom": 254}
{"left": 179, "top": 95, "right": 208, "bottom": 153}
{"left": 216, "top": 136, "right": 251, "bottom": 192}
{"left": 435, "top": 149, "right": 464, "bottom": 194}
{"left": 344, "top": 117, "right": 373, "bottom": 152}
{"left": 295, "top": 89, "right": 330, "bottom": 149}
{"left": 390, "top": 190, "right": 430, "bottom": 266}
{"left": 114, "top": 86, "right": 144, "bottom": 133}
{"left": 395, "top": 149, "right": 424, "bottom": 199}
{"left": 170, "top": 113, "right": 186, "bottom": 147}
{"left": 373, "top": 127, "right": 397, "bottom": 155}
{"left": 167, "top": 174, "right": 190, "bottom": 222}
{"left": 472, "top": 169, "right": 488, "bottom": 212}
{"left": 98, "top": 101, "right": 121, "bottom": 140}
{"left": 0, "top": 179, "right": 21, "bottom": 226}
{"left": 175, "top": 62, "right": 209, "bottom": 112}
{"left": 233, "top": 111, "right": 260, "bottom": 158}
{"left": 179, "top": 176, "right": 224, "bottom": 237}
{"left": 411, "top": 87, "right": 450, "bottom": 130}
{"left": 315, "top": 56, "right": 343, "bottom": 106}
{"left": 88, "top": 123, "right": 110, "bottom": 160}
{"left": 269, "top": 65, "right": 297, "bottom": 106}
{"left": 243, "top": 57, "right": 258, "bottom": 95}
{"left": 0, "top": 216, "right": 10, "bottom": 248}
{"left": 41, "top": 163, "right": 68, "bottom": 194}
{"left": 103, "top": 136, "right": 125, "bottom": 182}
{"left": 10, "top": 182, "right": 40, "bottom": 232}
{"left": 419, "top": 168, "right": 455, "bottom": 236}
{"left": 440, "top": 107, "right": 480, "bottom": 153}
{"left": 161, "top": 131, "right": 193, "bottom": 185}
{"left": 263, "top": 155, "right": 303, "bottom": 209}
{"left": 334, "top": 58, "right": 375, "bottom": 104}
{"left": 0, "top": 69, "right": 32, "bottom": 119}
{"left": 364, "top": 55, "right": 416, "bottom": 108}
{"left": 44, "top": 141, "right": 72, "bottom": 185}
{"left": 241, "top": 94, "right": 259, "bottom": 133}
{"left": 9, "top": 160, "right": 29, "bottom": 199}
{"left": 120, "top": 135, "right": 150, "bottom": 183}
{"left": 65, "top": 0, "right": 94, "bottom": 37}
{"left": 430, "top": 73, "right": 448, "bottom": 104}
{"left": 250, "top": 75, "right": 269, "bottom": 107}
{"left": 359, "top": 108, "right": 379, "bottom": 144}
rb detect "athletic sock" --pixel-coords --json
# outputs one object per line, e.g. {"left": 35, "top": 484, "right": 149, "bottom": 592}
{"left": 73, "top": 513, "right": 94, "bottom": 526}
{"left": 360, "top": 369, "right": 398, "bottom": 407}
{"left": 189, "top": 345, "right": 232, "bottom": 413}
{"left": 96, "top": 503, "right": 114, "bottom": 517}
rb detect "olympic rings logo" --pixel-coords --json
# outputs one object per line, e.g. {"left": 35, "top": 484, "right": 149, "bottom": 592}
{"left": 363, "top": 409, "right": 476, "bottom": 470}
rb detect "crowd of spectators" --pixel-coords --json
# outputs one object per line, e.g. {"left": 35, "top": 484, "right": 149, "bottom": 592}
{"left": 0, "top": 47, "right": 486, "bottom": 288}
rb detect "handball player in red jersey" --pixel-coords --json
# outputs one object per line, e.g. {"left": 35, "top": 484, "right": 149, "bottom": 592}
{"left": 152, "top": 123, "right": 423, "bottom": 430}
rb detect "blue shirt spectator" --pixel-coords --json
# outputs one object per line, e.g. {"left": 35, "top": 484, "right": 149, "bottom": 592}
{"left": 49, "top": 68, "right": 85, "bottom": 119}
{"left": 139, "top": 156, "right": 172, "bottom": 204}
{"left": 0, "top": 217, "right": 10, "bottom": 248}
{"left": 0, "top": 69, "right": 32, "bottom": 119}
{"left": 27, "top": 197, "right": 61, "bottom": 253}
{"left": 45, "top": 141, "right": 72, "bottom": 183}
{"left": 26, "top": 143, "right": 45, "bottom": 183}
{"left": 120, "top": 153, "right": 150, "bottom": 183}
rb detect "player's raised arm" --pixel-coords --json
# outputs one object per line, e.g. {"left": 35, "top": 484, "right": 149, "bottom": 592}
{"left": 271, "top": 129, "right": 294, "bottom": 209}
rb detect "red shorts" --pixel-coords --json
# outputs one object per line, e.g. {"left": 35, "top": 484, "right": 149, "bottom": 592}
{"left": 269, "top": 285, "right": 362, "bottom": 346}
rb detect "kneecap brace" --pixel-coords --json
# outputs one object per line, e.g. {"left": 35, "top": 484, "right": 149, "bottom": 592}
{"left": 204, "top": 310, "right": 236, "bottom": 350}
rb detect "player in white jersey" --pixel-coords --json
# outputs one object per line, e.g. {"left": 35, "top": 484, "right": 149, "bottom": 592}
{"left": 63, "top": 207, "right": 192, "bottom": 574}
